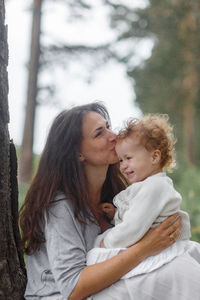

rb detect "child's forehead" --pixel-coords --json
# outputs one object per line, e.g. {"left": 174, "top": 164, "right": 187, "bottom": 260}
{"left": 116, "top": 136, "right": 143, "bottom": 153}
{"left": 117, "top": 135, "right": 141, "bottom": 146}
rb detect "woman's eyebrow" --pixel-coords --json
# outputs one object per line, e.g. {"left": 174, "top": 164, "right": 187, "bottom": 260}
{"left": 94, "top": 126, "right": 103, "bottom": 132}
{"left": 93, "top": 121, "right": 108, "bottom": 133}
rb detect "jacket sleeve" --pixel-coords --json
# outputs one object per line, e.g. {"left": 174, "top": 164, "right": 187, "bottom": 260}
{"left": 44, "top": 200, "right": 87, "bottom": 299}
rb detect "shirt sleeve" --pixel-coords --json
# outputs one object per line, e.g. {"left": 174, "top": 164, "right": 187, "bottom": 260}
{"left": 104, "top": 176, "right": 182, "bottom": 248}
{"left": 44, "top": 199, "right": 86, "bottom": 299}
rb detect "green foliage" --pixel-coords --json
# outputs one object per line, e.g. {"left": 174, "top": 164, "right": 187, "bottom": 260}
{"left": 18, "top": 183, "right": 28, "bottom": 210}
{"left": 106, "top": 1, "right": 200, "bottom": 241}
{"left": 107, "top": 0, "right": 200, "bottom": 167}
{"left": 132, "top": 1, "right": 200, "bottom": 165}
{"left": 170, "top": 166, "right": 200, "bottom": 242}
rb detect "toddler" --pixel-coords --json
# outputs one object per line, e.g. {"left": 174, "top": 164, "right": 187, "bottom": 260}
{"left": 87, "top": 114, "right": 191, "bottom": 277}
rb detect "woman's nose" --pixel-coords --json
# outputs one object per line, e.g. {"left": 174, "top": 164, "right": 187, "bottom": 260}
{"left": 108, "top": 129, "right": 116, "bottom": 142}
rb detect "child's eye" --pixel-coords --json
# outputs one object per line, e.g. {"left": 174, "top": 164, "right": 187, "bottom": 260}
{"left": 127, "top": 157, "right": 132, "bottom": 160}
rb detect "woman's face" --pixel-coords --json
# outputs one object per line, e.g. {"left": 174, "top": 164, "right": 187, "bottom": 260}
{"left": 80, "top": 111, "right": 118, "bottom": 167}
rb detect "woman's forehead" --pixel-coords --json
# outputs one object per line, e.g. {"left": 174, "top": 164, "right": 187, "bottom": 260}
{"left": 82, "top": 111, "right": 107, "bottom": 136}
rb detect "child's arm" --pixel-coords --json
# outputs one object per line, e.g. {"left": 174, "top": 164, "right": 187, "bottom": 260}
{"left": 104, "top": 177, "right": 182, "bottom": 249}
{"left": 100, "top": 239, "right": 105, "bottom": 248}
{"left": 100, "top": 202, "right": 116, "bottom": 220}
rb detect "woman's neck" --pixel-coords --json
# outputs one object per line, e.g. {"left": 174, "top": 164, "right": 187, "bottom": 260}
{"left": 85, "top": 164, "right": 111, "bottom": 233}
{"left": 85, "top": 165, "right": 108, "bottom": 205}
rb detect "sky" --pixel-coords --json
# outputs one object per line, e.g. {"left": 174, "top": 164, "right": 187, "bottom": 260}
{"left": 5, "top": 0, "right": 150, "bottom": 154}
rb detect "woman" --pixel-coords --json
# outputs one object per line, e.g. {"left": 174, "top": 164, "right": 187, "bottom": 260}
{"left": 20, "top": 102, "right": 200, "bottom": 300}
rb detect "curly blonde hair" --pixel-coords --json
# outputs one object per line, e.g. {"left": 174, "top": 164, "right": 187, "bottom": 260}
{"left": 117, "top": 114, "right": 177, "bottom": 170}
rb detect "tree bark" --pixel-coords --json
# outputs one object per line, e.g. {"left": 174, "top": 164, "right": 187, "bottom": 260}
{"left": 183, "top": 72, "right": 196, "bottom": 165}
{"left": 19, "top": 0, "right": 43, "bottom": 184}
{"left": 0, "top": 0, "right": 27, "bottom": 298}
{"left": 181, "top": 8, "right": 198, "bottom": 165}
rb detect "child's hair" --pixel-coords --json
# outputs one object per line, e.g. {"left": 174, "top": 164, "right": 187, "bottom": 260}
{"left": 117, "top": 114, "right": 176, "bottom": 170}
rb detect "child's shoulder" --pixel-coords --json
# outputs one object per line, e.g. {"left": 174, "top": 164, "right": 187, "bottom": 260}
{"left": 144, "top": 172, "right": 174, "bottom": 192}
{"left": 145, "top": 172, "right": 172, "bottom": 184}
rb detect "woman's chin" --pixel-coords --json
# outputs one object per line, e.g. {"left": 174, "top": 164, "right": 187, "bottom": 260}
{"left": 108, "top": 153, "right": 119, "bottom": 165}
{"left": 110, "top": 156, "right": 120, "bottom": 165}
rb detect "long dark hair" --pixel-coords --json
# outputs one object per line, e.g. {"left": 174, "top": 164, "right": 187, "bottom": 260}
{"left": 20, "top": 102, "right": 127, "bottom": 255}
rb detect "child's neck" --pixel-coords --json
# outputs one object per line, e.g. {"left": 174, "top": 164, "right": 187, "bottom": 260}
{"left": 150, "top": 168, "right": 163, "bottom": 177}
{"left": 141, "top": 168, "right": 163, "bottom": 182}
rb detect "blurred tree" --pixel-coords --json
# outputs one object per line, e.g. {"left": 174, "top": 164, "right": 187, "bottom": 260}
{"left": 19, "top": 0, "right": 114, "bottom": 184}
{"left": 106, "top": 0, "right": 200, "bottom": 167}
{"left": 19, "top": 0, "right": 43, "bottom": 184}
{"left": 0, "top": 0, "right": 27, "bottom": 298}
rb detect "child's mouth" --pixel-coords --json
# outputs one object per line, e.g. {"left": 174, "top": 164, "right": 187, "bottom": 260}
{"left": 125, "top": 171, "right": 134, "bottom": 178}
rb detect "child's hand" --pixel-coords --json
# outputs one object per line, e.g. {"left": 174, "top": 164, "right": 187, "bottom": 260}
{"left": 100, "top": 239, "right": 105, "bottom": 248}
{"left": 100, "top": 203, "right": 115, "bottom": 220}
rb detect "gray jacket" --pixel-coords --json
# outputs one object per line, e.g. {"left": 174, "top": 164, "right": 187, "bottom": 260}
{"left": 25, "top": 194, "right": 100, "bottom": 299}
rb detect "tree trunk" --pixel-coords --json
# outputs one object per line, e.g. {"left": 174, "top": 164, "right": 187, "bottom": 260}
{"left": 0, "top": 0, "right": 27, "bottom": 298}
{"left": 183, "top": 73, "right": 196, "bottom": 165}
{"left": 183, "top": 104, "right": 195, "bottom": 164}
{"left": 19, "top": 0, "right": 43, "bottom": 184}
{"left": 181, "top": 8, "right": 198, "bottom": 165}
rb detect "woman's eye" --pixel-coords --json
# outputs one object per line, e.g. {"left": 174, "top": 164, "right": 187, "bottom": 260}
{"left": 95, "top": 131, "right": 102, "bottom": 137}
{"left": 127, "top": 157, "right": 132, "bottom": 160}
{"left": 95, "top": 123, "right": 110, "bottom": 138}
{"left": 106, "top": 123, "right": 111, "bottom": 129}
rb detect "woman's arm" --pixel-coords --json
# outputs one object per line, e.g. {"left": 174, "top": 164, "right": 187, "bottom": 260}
{"left": 69, "top": 213, "right": 181, "bottom": 300}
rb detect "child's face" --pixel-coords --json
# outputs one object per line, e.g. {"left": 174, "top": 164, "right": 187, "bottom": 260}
{"left": 115, "top": 136, "right": 161, "bottom": 183}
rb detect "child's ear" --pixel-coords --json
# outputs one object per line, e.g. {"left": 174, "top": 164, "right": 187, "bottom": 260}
{"left": 79, "top": 153, "right": 85, "bottom": 162}
{"left": 152, "top": 150, "right": 161, "bottom": 165}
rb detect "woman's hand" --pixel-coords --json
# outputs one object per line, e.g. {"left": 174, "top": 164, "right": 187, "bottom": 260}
{"left": 137, "top": 213, "right": 182, "bottom": 257}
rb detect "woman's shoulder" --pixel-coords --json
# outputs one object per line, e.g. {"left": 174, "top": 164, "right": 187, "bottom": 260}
{"left": 48, "top": 192, "right": 75, "bottom": 219}
{"left": 51, "top": 191, "right": 70, "bottom": 205}
{"left": 44, "top": 192, "right": 82, "bottom": 234}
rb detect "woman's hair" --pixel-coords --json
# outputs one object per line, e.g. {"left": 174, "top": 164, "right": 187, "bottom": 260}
{"left": 117, "top": 114, "right": 176, "bottom": 170}
{"left": 20, "top": 102, "right": 127, "bottom": 255}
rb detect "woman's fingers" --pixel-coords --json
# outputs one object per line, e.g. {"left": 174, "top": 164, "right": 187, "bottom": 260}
{"left": 157, "top": 213, "right": 182, "bottom": 244}
{"left": 166, "top": 216, "right": 181, "bottom": 235}
{"left": 160, "top": 213, "right": 180, "bottom": 229}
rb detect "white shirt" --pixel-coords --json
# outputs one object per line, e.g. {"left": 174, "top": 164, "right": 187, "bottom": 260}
{"left": 104, "top": 172, "right": 191, "bottom": 248}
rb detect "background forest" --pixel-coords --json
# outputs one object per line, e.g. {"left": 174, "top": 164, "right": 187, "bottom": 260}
{"left": 108, "top": 0, "right": 200, "bottom": 241}
{"left": 7, "top": 0, "right": 200, "bottom": 241}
